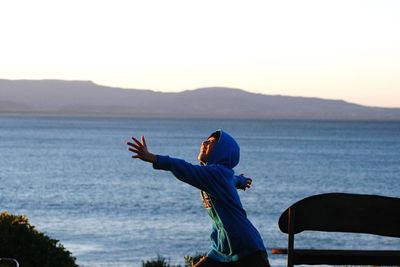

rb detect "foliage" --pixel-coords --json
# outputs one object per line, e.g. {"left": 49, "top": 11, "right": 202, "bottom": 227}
{"left": 184, "top": 253, "right": 204, "bottom": 266}
{"left": 142, "top": 253, "right": 205, "bottom": 267}
{"left": 142, "top": 255, "right": 178, "bottom": 267}
{"left": 0, "top": 211, "right": 78, "bottom": 267}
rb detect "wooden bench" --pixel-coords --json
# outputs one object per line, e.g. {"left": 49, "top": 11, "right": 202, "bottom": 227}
{"left": 272, "top": 193, "right": 400, "bottom": 266}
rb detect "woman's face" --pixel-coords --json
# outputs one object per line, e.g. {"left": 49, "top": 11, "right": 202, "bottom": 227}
{"left": 198, "top": 136, "right": 218, "bottom": 164}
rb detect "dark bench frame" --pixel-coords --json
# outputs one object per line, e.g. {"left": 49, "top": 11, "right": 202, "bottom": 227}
{"left": 0, "top": 258, "right": 19, "bottom": 267}
{"left": 272, "top": 193, "right": 400, "bottom": 266}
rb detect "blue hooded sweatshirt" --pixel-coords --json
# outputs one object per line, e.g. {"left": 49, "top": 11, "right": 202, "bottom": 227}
{"left": 153, "top": 130, "right": 266, "bottom": 262}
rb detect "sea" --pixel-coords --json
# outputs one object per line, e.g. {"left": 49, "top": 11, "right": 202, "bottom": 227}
{"left": 0, "top": 116, "right": 399, "bottom": 267}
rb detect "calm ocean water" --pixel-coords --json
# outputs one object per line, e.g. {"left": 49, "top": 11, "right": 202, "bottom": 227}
{"left": 1, "top": 116, "right": 399, "bottom": 267}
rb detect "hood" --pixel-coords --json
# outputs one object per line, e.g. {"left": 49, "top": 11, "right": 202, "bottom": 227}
{"left": 207, "top": 130, "right": 240, "bottom": 168}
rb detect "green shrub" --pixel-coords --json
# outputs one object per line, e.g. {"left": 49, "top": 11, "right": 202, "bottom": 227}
{"left": 142, "top": 255, "right": 179, "bottom": 267}
{"left": 142, "top": 253, "right": 205, "bottom": 267}
{"left": 0, "top": 211, "right": 78, "bottom": 267}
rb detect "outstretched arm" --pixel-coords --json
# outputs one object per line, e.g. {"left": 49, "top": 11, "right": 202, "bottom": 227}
{"left": 127, "top": 135, "right": 243, "bottom": 195}
{"left": 127, "top": 135, "right": 157, "bottom": 164}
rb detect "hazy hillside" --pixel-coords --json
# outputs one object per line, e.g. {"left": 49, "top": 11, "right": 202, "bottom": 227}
{"left": 1, "top": 79, "right": 400, "bottom": 120}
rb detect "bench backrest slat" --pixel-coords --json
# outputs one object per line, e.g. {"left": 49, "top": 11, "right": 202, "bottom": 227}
{"left": 278, "top": 193, "right": 400, "bottom": 237}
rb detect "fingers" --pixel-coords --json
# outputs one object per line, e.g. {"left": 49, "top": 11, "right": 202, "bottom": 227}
{"left": 131, "top": 136, "right": 143, "bottom": 146}
{"left": 129, "top": 135, "right": 147, "bottom": 148}
{"left": 127, "top": 135, "right": 149, "bottom": 161}
{"left": 246, "top": 178, "right": 252, "bottom": 188}
{"left": 127, "top": 147, "right": 140, "bottom": 154}
{"left": 127, "top": 142, "right": 141, "bottom": 150}
{"left": 128, "top": 146, "right": 146, "bottom": 161}
{"left": 128, "top": 135, "right": 146, "bottom": 150}
{"left": 141, "top": 136, "right": 147, "bottom": 147}
{"left": 127, "top": 136, "right": 144, "bottom": 155}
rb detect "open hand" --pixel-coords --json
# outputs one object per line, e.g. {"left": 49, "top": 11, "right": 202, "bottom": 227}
{"left": 127, "top": 135, "right": 157, "bottom": 163}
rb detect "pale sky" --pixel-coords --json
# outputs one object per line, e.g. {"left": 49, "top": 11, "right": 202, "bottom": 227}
{"left": 1, "top": 0, "right": 399, "bottom": 107}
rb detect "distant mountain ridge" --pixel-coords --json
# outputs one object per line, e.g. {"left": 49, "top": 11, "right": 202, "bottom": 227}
{"left": 1, "top": 79, "right": 400, "bottom": 120}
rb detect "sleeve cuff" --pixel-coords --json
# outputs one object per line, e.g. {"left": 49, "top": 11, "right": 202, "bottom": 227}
{"left": 152, "top": 155, "right": 171, "bottom": 170}
{"left": 237, "top": 175, "right": 247, "bottom": 189}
